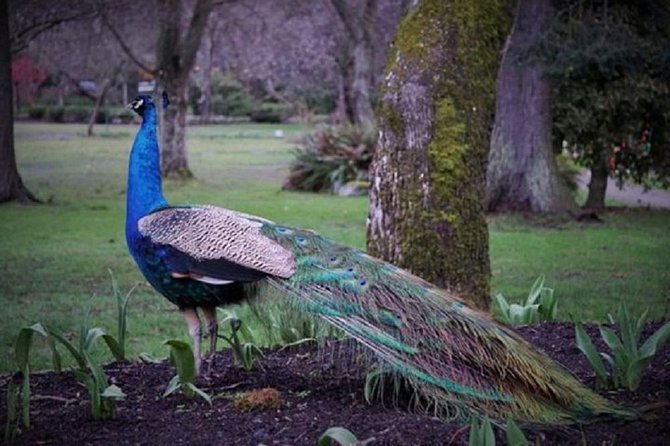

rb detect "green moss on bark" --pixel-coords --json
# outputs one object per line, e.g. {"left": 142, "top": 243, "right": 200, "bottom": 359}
{"left": 370, "top": 0, "right": 508, "bottom": 309}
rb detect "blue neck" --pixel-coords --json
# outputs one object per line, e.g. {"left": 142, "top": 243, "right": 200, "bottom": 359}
{"left": 126, "top": 105, "right": 168, "bottom": 239}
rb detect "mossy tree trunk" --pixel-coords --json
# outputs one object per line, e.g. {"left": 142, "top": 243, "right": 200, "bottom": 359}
{"left": 486, "top": 0, "right": 576, "bottom": 213}
{"left": 0, "top": 0, "right": 39, "bottom": 204}
{"left": 367, "top": 0, "right": 506, "bottom": 310}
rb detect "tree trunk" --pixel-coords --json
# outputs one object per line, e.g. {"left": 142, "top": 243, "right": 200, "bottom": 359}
{"left": 0, "top": 0, "right": 39, "bottom": 204}
{"left": 584, "top": 152, "right": 608, "bottom": 210}
{"left": 486, "top": 0, "right": 575, "bottom": 213}
{"left": 87, "top": 79, "right": 111, "bottom": 137}
{"left": 156, "top": 0, "right": 213, "bottom": 178}
{"left": 331, "top": 0, "right": 377, "bottom": 130}
{"left": 160, "top": 80, "right": 190, "bottom": 176}
{"left": 367, "top": 0, "right": 506, "bottom": 310}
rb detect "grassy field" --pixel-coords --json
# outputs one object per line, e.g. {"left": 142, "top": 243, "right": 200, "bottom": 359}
{"left": 1, "top": 122, "right": 668, "bottom": 373}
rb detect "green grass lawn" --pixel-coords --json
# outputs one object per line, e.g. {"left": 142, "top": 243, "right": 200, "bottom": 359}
{"left": 1, "top": 122, "right": 668, "bottom": 373}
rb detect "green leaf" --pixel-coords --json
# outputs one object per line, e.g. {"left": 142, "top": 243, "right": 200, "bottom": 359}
{"left": 599, "top": 326, "right": 623, "bottom": 353}
{"left": 538, "top": 287, "right": 557, "bottom": 321}
{"left": 575, "top": 324, "right": 608, "bottom": 386}
{"left": 638, "top": 322, "right": 670, "bottom": 359}
{"left": 15, "top": 323, "right": 48, "bottom": 372}
{"left": 526, "top": 275, "right": 545, "bottom": 306}
{"left": 492, "top": 293, "right": 511, "bottom": 324}
{"left": 469, "top": 417, "right": 495, "bottom": 446}
{"left": 617, "top": 304, "right": 638, "bottom": 355}
{"left": 624, "top": 358, "right": 647, "bottom": 391}
{"left": 163, "top": 375, "right": 181, "bottom": 398}
{"left": 84, "top": 327, "right": 106, "bottom": 351}
{"left": 163, "top": 339, "right": 196, "bottom": 384}
{"left": 138, "top": 352, "right": 162, "bottom": 363}
{"left": 102, "top": 334, "right": 125, "bottom": 362}
{"left": 317, "top": 427, "right": 360, "bottom": 446}
{"left": 505, "top": 419, "right": 529, "bottom": 446}
{"left": 101, "top": 384, "right": 126, "bottom": 400}
{"left": 184, "top": 382, "right": 212, "bottom": 405}
{"left": 46, "top": 327, "right": 87, "bottom": 370}
{"left": 20, "top": 369, "right": 30, "bottom": 428}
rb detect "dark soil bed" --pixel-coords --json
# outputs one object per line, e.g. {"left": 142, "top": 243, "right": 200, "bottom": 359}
{"left": 2, "top": 323, "right": 668, "bottom": 445}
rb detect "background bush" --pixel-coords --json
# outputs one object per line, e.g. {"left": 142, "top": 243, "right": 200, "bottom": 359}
{"left": 283, "top": 124, "right": 376, "bottom": 192}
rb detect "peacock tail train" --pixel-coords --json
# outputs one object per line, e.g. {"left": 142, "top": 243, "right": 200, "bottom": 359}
{"left": 260, "top": 224, "right": 631, "bottom": 424}
{"left": 126, "top": 95, "right": 632, "bottom": 425}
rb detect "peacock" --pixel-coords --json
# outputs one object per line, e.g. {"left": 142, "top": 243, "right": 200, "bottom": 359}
{"left": 125, "top": 94, "right": 631, "bottom": 424}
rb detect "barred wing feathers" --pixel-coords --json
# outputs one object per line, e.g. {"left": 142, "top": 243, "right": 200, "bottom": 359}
{"left": 138, "top": 206, "right": 296, "bottom": 280}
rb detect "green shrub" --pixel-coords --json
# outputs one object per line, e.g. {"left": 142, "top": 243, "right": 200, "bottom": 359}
{"left": 575, "top": 303, "right": 670, "bottom": 390}
{"left": 283, "top": 124, "right": 376, "bottom": 192}
{"left": 46, "top": 106, "right": 65, "bottom": 122}
{"left": 27, "top": 105, "right": 46, "bottom": 119}
{"left": 63, "top": 105, "right": 92, "bottom": 123}
{"left": 209, "top": 71, "right": 255, "bottom": 117}
{"left": 556, "top": 153, "right": 581, "bottom": 192}
{"left": 249, "top": 102, "right": 294, "bottom": 123}
{"left": 492, "top": 275, "right": 557, "bottom": 326}
{"left": 301, "top": 89, "right": 337, "bottom": 115}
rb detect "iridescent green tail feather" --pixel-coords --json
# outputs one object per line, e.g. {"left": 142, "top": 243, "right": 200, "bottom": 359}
{"left": 260, "top": 223, "right": 634, "bottom": 424}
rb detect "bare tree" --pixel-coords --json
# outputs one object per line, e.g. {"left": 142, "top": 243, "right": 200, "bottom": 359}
{"left": 486, "top": 0, "right": 576, "bottom": 213}
{"left": 367, "top": 0, "right": 506, "bottom": 310}
{"left": 329, "top": 0, "right": 377, "bottom": 129}
{"left": 103, "top": 0, "right": 214, "bottom": 177}
{"left": 1, "top": 0, "right": 94, "bottom": 203}
{"left": 0, "top": 0, "right": 38, "bottom": 202}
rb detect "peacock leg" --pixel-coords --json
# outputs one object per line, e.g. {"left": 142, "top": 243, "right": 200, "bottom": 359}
{"left": 201, "top": 306, "right": 218, "bottom": 376}
{"left": 180, "top": 307, "right": 203, "bottom": 375}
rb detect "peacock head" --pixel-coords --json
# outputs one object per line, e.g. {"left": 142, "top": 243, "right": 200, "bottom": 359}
{"left": 127, "top": 95, "right": 154, "bottom": 117}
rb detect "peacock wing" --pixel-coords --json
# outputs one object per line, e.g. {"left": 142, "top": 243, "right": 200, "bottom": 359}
{"left": 138, "top": 205, "right": 296, "bottom": 282}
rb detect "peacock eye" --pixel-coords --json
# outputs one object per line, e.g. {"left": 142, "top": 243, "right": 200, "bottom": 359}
{"left": 359, "top": 279, "right": 367, "bottom": 286}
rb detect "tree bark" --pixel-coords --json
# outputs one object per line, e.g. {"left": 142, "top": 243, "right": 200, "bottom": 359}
{"left": 331, "top": 0, "right": 377, "bottom": 130}
{"left": 0, "top": 0, "right": 39, "bottom": 204}
{"left": 367, "top": 0, "right": 506, "bottom": 310}
{"left": 584, "top": 152, "right": 608, "bottom": 210}
{"left": 486, "top": 0, "right": 576, "bottom": 213}
{"left": 87, "top": 79, "right": 111, "bottom": 137}
{"left": 156, "top": 0, "right": 213, "bottom": 178}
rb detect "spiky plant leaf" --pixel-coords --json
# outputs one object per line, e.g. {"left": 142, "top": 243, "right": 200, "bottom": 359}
{"left": 575, "top": 323, "right": 608, "bottom": 387}
{"left": 101, "top": 384, "right": 126, "bottom": 400}
{"left": 184, "top": 383, "right": 212, "bottom": 405}
{"left": 164, "top": 339, "right": 196, "bottom": 384}
{"left": 163, "top": 375, "right": 181, "bottom": 397}
{"left": 505, "top": 419, "right": 529, "bottom": 446}
{"left": 317, "top": 427, "right": 360, "bottom": 446}
{"left": 525, "top": 275, "right": 545, "bottom": 306}
{"left": 468, "top": 417, "right": 495, "bottom": 446}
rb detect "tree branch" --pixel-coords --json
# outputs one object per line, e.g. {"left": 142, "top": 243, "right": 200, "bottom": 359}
{"left": 10, "top": 8, "right": 95, "bottom": 55}
{"left": 99, "top": 7, "right": 155, "bottom": 74}
{"left": 180, "top": 0, "right": 214, "bottom": 73}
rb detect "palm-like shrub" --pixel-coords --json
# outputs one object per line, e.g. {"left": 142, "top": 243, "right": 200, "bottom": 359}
{"left": 283, "top": 124, "right": 376, "bottom": 193}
